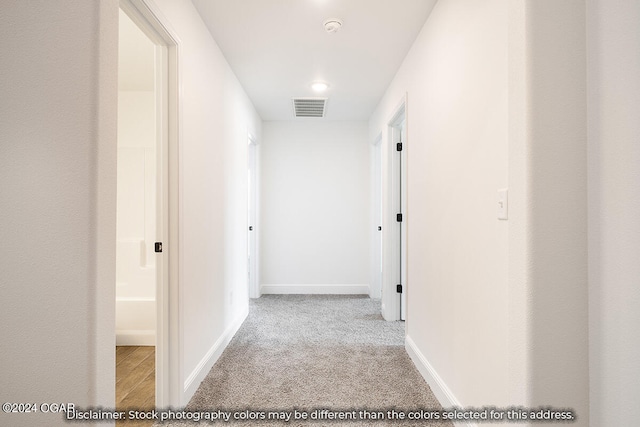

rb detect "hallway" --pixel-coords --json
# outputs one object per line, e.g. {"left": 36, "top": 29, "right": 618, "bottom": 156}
{"left": 156, "top": 295, "right": 451, "bottom": 427}
{"left": 2, "top": 1, "right": 639, "bottom": 427}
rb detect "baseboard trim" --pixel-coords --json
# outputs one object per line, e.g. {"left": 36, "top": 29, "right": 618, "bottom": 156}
{"left": 115, "top": 330, "right": 155, "bottom": 346}
{"left": 260, "top": 284, "right": 370, "bottom": 295}
{"left": 182, "top": 307, "right": 248, "bottom": 404}
{"left": 405, "top": 335, "right": 476, "bottom": 427}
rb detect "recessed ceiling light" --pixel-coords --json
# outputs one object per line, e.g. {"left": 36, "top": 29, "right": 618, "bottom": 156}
{"left": 311, "top": 82, "right": 329, "bottom": 92}
{"left": 323, "top": 18, "right": 343, "bottom": 34}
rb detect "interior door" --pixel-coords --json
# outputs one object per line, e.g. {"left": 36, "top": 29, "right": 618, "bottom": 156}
{"left": 398, "top": 121, "right": 406, "bottom": 321}
{"left": 372, "top": 138, "right": 383, "bottom": 299}
{"left": 247, "top": 137, "right": 258, "bottom": 298}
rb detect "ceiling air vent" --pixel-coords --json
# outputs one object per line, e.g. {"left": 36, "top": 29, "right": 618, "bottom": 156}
{"left": 293, "top": 98, "right": 327, "bottom": 118}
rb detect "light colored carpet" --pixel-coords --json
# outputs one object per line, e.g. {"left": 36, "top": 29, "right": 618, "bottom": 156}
{"left": 155, "top": 295, "right": 452, "bottom": 426}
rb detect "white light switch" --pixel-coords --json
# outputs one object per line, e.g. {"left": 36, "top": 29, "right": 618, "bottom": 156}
{"left": 497, "top": 189, "right": 508, "bottom": 220}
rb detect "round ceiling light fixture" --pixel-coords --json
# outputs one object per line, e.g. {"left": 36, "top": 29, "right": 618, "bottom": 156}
{"left": 323, "top": 18, "right": 343, "bottom": 34}
{"left": 311, "top": 82, "right": 329, "bottom": 92}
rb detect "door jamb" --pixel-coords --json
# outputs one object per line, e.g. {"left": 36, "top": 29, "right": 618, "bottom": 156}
{"left": 370, "top": 133, "right": 383, "bottom": 300}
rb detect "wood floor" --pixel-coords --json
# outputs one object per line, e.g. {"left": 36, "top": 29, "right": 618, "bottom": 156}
{"left": 116, "top": 346, "right": 155, "bottom": 427}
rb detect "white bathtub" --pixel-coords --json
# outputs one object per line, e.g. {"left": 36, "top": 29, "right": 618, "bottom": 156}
{"left": 115, "top": 237, "right": 156, "bottom": 346}
{"left": 115, "top": 297, "right": 156, "bottom": 346}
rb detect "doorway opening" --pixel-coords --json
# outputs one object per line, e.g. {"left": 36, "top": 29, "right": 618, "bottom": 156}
{"left": 371, "top": 134, "right": 383, "bottom": 300}
{"left": 116, "top": 0, "right": 180, "bottom": 408}
{"left": 247, "top": 133, "right": 259, "bottom": 298}
{"left": 116, "top": 7, "right": 158, "bottom": 412}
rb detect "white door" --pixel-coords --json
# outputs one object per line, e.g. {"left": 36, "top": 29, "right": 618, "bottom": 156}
{"left": 392, "top": 122, "right": 407, "bottom": 321}
{"left": 397, "top": 121, "right": 407, "bottom": 321}
{"left": 247, "top": 136, "right": 259, "bottom": 298}
{"left": 382, "top": 101, "right": 407, "bottom": 322}
{"left": 372, "top": 137, "right": 383, "bottom": 299}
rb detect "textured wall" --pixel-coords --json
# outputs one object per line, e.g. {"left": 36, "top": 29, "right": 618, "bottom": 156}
{"left": 588, "top": 0, "right": 640, "bottom": 425}
{"left": 0, "top": 1, "right": 118, "bottom": 425}
{"left": 512, "top": 2, "right": 589, "bottom": 423}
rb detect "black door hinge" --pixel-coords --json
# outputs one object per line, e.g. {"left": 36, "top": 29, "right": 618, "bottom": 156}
{"left": 397, "top": 284, "right": 403, "bottom": 293}
{"left": 155, "top": 242, "right": 163, "bottom": 253}
{"left": 396, "top": 142, "right": 403, "bottom": 151}
{"left": 378, "top": 226, "right": 382, "bottom": 231}
{"left": 396, "top": 213, "right": 403, "bottom": 222}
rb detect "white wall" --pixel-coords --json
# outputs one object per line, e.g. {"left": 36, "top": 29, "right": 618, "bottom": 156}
{"left": 116, "top": 90, "right": 157, "bottom": 345}
{"left": 151, "top": 0, "right": 262, "bottom": 404}
{"left": 0, "top": 2, "right": 118, "bottom": 426}
{"left": 587, "top": 0, "right": 640, "bottom": 425}
{"left": 260, "top": 121, "right": 370, "bottom": 294}
{"left": 0, "top": 0, "right": 263, "bottom": 419}
{"left": 508, "top": 1, "right": 589, "bottom": 422}
{"left": 370, "top": 0, "right": 510, "bottom": 411}
{"left": 371, "top": 0, "right": 590, "bottom": 424}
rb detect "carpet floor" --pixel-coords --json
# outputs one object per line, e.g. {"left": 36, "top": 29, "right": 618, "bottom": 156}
{"left": 155, "top": 295, "right": 452, "bottom": 426}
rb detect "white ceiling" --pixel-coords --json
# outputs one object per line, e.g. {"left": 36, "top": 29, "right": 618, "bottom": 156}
{"left": 191, "top": 0, "right": 438, "bottom": 121}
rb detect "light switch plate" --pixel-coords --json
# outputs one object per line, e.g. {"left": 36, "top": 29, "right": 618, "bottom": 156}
{"left": 498, "top": 189, "right": 508, "bottom": 220}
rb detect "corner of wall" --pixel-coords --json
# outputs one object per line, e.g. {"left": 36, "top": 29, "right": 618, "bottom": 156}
{"left": 405, "top": 336, "right": 475, "bottom": 427}
{"left": 182, "top": 306, "right": 248, "bottom": 404}
{"left": 508, "top": 0, "right": 589, "bottom": 422}
{"left": 94, "top": 0, "right": 120, "bottom": 408}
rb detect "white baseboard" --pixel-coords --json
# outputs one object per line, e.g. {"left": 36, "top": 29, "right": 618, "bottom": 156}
{"left": 182, "top": 307, "right": 249, "bottom": 404}
{"left": 260, "top": 284, "right": 370, "bottom": 295}
{"left": 116, "top": 330, "right": 155, "bottom": 346}
{"left": 405, "top": 335, "right": 476, "bottom": 427}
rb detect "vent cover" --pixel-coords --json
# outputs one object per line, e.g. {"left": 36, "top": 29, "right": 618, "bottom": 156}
{"left": 293, "top": 98, "right": 327, "bottom": 118}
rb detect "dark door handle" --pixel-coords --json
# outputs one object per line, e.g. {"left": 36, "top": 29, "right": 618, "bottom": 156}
{"left": 249, "top": 226, "right": 253, "bottom": 231}
{"left": 378, "top": 226, "right": 382, "bottom": 231}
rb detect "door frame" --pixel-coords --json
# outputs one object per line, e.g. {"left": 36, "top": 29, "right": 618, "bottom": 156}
{"left": 247, "top": 132, "right": 260, "bottom": 298}
{"left": 370, "top": 133, "right": 383, "bottom": 299}
{"left": 381, "top": 96, "right": 408, "bottom": 322}
{"left": 119, "top": 0, "right": 182, "bottom": 407}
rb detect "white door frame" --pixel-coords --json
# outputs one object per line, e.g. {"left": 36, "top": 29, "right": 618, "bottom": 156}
{"left": 370, "top": 134, "right": 383, "bottom": 299}
{"left": 119, "top": 0, "right": 182, "bottom": 407}
{"left": 247, "top": 133, "right": 260, "bottom": 298}
{"left": 381, "top": 96, "right": 408, "bottom": 321}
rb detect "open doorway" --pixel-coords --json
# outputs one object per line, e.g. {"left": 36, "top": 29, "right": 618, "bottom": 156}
{"left": 115, "top": 0, "right": 180, "bottom": 409}
{"left": 371, "top": 134, "right": 383, "bottom": 300}
{"left": 115, "top": 6, "right": 159, "bottom": 412}
{"left": 247, "top": 133, "right": 259, "bottom": 298}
